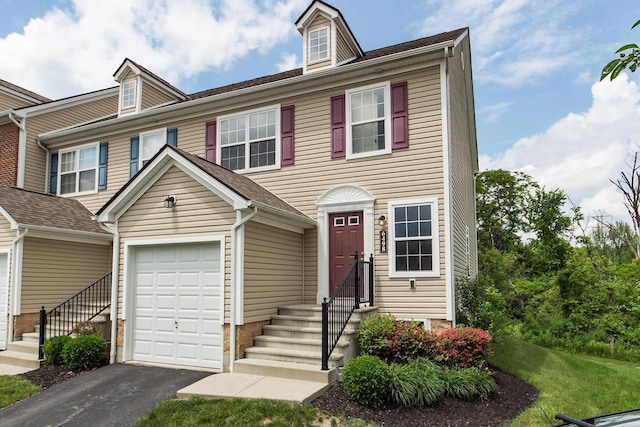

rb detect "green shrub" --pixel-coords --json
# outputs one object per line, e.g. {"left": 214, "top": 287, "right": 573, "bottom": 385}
{"left": 42, "top": 335, "right": 73, "bottom": 365}
{"left": 388, "top": 358, "right": 445, "bottom": 406}
{"left": 435, "top": 327, "right": 494, "bottom": 368}
{"left": 62, "top": 334, "right": 107, "bottom": 371}
{"left": 441, "top": 367, "right": 497, "bottom": 400}
{"left": 357, "top": 314, "right": 436, "bottom": 363}
{"left": 342, "top": 355, "right": 390, "bottom": 407}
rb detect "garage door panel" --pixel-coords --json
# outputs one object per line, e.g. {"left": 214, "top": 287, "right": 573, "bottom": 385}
{"left": 132, "top": 242, "right": 222, "bottom": 370}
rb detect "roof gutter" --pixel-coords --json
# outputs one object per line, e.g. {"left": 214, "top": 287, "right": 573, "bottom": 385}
{"left": 8, "top": 111, "right": 26, "bottom": 188}
{"left": 248, "top": 200, "right": 317, "bottom": 229}
{"left": 229, "top": 206, "right": 257, "bottom": 372}
{"left": 13, "top": 223, "right": 113, "bottom": 241}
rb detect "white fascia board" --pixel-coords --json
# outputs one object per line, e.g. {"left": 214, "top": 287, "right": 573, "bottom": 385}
{"left": 16, "top": 87, "right": 118, "bottom": 117}
{"left": 38, "top": 41, "right": 451, "bottom": 145}
{"left": 14, "top": 224, "right": 112, "bottom": 243}
{"left": 114, "top": 61, "right": 141, "bottom": 82}
{"left": 0, "top": 206, "right": 17, "bottom": 229}
{"left": 296, "top": 4, "right": 338, "bottom": 32}
{"left": 248, "top": 200, "right": 317, "bottom": 230}
{"left": 0, "top": 86, "right": 46, "bottom": 105}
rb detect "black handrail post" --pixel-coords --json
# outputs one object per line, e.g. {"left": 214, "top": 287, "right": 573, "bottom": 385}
{"left": 321, "top": 298, "right": 329, "bottom": 371}
{"left": 369, "top": 253, "right": 374, "bottom": 307}
{"left": 38, "top": 306, "right": 45, "bottom": 360}
{"left": 354, "top": 252, "right": 360, "bottom": 310}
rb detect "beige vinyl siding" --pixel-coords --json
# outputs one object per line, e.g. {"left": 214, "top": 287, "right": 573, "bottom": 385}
{"left": 20, "top": 237, "right": 111, "bottom": 313}
{"left": 116, "top": 165, "right": 235, "bottom": 321}
{"left": 336, "top": 30, "right": 354, "bottom": 63}
{"left": 303, "top": 228, "right": 318, "bottom": 304}
{"left": 448, "top": 39, "right": 478, "bottom": 281}
{"left": 307, "top": 15, "right": 331, "bottom": 71}
{"left": 141, "top": 81, "right": 176, "bottom": 110}
{"left": 0, "top": 91, "right": 35, "bottom": 111}
{"left": 65, "top": 64, "right": 447, "bottom": 319}
{"left": 243, "top": 221, "right": 303, "bottom": 323}
{"left": 24, "top": 95, "right": 118, "bottom": 193}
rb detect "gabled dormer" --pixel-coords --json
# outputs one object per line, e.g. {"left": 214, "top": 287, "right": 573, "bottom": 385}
{"left": 113, "top": 58, "right": 187, "bottom": 117}
{"left": 295, "top": 0, "right": 363, "bottom": 74}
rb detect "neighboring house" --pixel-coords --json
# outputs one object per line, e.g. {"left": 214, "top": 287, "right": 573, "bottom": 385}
{"left": 1, "top": 0, "right": 478, "bottom": 372}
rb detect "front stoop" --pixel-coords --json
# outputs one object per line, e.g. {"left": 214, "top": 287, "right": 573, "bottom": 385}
{"left": 237, "top": 304, "right": 378, "bottom": 383}
{"left": 0, "top": 340, "right": 40, "bottom": 369}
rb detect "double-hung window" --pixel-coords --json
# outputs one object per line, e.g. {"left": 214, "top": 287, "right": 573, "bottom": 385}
{"left": 59, "top": 144, "right": 98, "bottom": 195}
{"left": 309, "top": 27, "right": 328, "bottom": 62}
{"left": 218, "top": 106, "right": 280, "bottom": 172}
{"left": 388, "top": 198, "right": 439, "bottom": 278}
{"left": 121, "top": 80, "right": 136, "bottom": 110}
{"left": 140, "top": 128, "right": 168, "bottom": 167}
{"left": 346, "top": 82, "right": 391, "bottom": 159}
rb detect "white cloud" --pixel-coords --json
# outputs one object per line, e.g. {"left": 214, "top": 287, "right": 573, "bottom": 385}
{"left": 0, "top": 0, "right": 308, "bottom": 98}
{"left": 479, "top": 101, "right": 512, "bottom": 123}
{"left": 276, "top": 52, "right": 300, "bottom": 72}
{"left": 416, "top": 0, "right": 583, "bottom": 86}
{"left": 481, "top": 75, "right": 640, "bottom": 222}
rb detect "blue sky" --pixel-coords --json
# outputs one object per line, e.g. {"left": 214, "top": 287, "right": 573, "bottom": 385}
{"left": 1, "top": 0, "right": 639, "bottom": 223}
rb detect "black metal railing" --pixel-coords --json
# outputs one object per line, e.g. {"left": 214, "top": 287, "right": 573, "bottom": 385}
{"left": 321, "top": 253, "right": 374, "bottom": 370}
{"left": 38, "top": 272, "right": 112, "bottom": 359}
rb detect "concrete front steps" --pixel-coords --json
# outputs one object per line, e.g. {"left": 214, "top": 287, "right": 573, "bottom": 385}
{"left": 235, "top": 304, "right": 378, "bottom": 384}
{"left": 0, "top": 333, "right": 40, "bottom": 369}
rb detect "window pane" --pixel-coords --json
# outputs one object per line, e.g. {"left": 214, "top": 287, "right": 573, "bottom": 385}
{"left": 395, "top": 207, "right": 406, "bottom": 222}
{"left": 419, "top": 221, "right": 432, "bottom": 237}
{"left": 60, "top": 173, "right": 76, "bottom": 194}
{"left": 420, "top": 240, "right": 432, "bottom": 255}
{"left": 420, "top": 205, "right": 431, "bottom": 220}
{"left": 396, "top": 256, "right": 408, "bottom": 271}
{"left": 79, "top": 170, "right": 95, "bottom": 192}
{"left": 396, "top": 241, "right": 407, "bottom": 256}
{"left": 221, "top": 145, "right": 245, "bottom": 171}
{"left": 395, "top": 223, "right": 406, "bottom": 238}
{"left": 78, "top": 146, "right": 96, "bottom": 170}
{"left": 408, "top": 256, "right": 420, "bottom": 270}
{"left": 60, "top": 152, "right": 75, "bottom": 173}
{"left": 352, "top": 121, "right": 384, "bottom": 153}
{"left": 249, "top": 139, "right": 276, "bottom": 168}
{"left": 407, "top": 222, "right": 419, "bottom": 237}
{"left": 141, "top": 131, "right": 166, "bottom": 160}
{"left": 421, "top": 256, "right": 433, "bottom": 271}
{"left": 407, "top": 206, "right": 418, "bottom": 221}
{"left": 407, "top": 240, "right": 420, "bottom": 254}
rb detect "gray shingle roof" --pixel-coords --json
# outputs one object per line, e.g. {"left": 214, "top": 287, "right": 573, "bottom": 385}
{"left": 0, "top": 186, "right": 109, "bottom": 235}
{"left": 0, "top": 78, "right": 51, "bottom": 103}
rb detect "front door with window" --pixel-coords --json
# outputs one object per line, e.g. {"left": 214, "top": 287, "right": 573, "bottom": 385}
{"left": 329, "top": 211, "right": 364, "bottom": 295}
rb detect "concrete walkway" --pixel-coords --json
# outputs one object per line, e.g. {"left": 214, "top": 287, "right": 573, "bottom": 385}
{"left": 0, "top": 364, "right": 35, "bottom": 375}
{"left": 177, "top": 372, "right": 330, "bottom": 404}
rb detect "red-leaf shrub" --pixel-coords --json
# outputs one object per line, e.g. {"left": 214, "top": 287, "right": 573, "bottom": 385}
{"left": 434, "top": 327, "right": 493, "bottom": 368}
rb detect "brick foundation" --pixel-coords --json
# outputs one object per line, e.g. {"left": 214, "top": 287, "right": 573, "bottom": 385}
{"left": 0, "top": 123, "right": 19, "bottom": 186}
{"left": 431, "top": 319, "right": 452, "bottom": 333}
{"left": 224, "top": 320, "right": 271, "bottom": 358}
{"left": 13, "top": 312, "right": 40, "bottom": 339}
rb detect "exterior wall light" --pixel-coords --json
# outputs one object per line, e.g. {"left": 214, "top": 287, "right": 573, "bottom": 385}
{"left": 378, "top": 215, "right": 387, "bottom": 228}
{"left": 164, "top": 195, "right": 177, "bottom": 208}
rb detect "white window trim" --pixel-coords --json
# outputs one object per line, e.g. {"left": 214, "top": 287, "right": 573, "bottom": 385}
{"left": 388, "top": 197, "right": 440, "bottom": 278}
{"left": 216, "top": 104, "right": 281, "bottom": 174}
{"left": 308, "top": 26, "right": 329, "bottom": 64}
{"left": 346, "top": 81, "right": 392, "bottom": 160}
{"left": 139, "top": 127, "right": 167, "bottom": 169}
{"left": 57, "top": 142, "right": 99, "bottom": 197}
{"left": 121, "top": 80, "right": 137, "bottom": 110}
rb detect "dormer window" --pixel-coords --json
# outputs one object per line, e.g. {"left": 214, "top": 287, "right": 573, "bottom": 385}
{"left": 121, "top": 80, "right": 136, "bottom": 109}
{"left": 309, "top": 27, "right": 329, "bottom": 62}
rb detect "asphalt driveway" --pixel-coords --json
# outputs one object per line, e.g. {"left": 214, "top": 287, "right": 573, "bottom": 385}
{"left": 0, "top": 363, "right": 211, "bottom": 427}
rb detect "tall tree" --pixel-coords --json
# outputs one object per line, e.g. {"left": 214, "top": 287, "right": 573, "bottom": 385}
{"left": 610, "top": 152, "right": 640, "bottom": 259}
{"left": 601, "top": 19, "right": 640, "bottom": 80}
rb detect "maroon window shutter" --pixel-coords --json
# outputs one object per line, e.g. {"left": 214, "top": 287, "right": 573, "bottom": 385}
{"left": 330, "top": 94, "right": 346, "bottom": 158}
{"left": 205, "top": 120, "right": 216, "bottom": 162}
{"left": 281, "top": 105, "right": 294, "bottom": 165}
{"left": 391, "top": 81, "right": 409, "bottom": 150}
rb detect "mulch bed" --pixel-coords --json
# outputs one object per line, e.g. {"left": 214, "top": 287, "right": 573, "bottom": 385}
{"left": 19, "top": 364, "right": 84, "bottom": 389}
{"left": 311, "top": 368, "right": 539, "bottom": 427}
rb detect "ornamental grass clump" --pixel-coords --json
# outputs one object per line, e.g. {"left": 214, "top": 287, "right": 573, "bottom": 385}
{"left": 388, "top": 358, "right": 445, "bottom": 406}
{"left": 441, "top": 367, "right": 497, "bottom": 400}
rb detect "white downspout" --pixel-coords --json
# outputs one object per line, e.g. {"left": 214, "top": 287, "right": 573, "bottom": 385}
{"left": 9, "top": 227, "right": 28, "bottom": 342}
{"left": 36, "top": 137, "right": 50, "bottom": 194}
{"left": 229, "top": 206, "right": 257, "bottom": 372}
{"left": 8, "top": 112, "right": 26, "bottom": 188}
{"left": 98, "top": 222, "right": 120, "bottom": 364}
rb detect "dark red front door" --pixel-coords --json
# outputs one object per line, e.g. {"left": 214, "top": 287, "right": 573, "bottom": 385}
{"left": 329, "top": 211, "right": 364, "bottom": 295}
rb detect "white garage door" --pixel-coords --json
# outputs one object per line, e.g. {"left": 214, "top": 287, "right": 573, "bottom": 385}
{"left": 0, "top": 253, "right": 8, "bottom": 350}
{"left": 132, "top": 243, "right": 222, "bottom": 369}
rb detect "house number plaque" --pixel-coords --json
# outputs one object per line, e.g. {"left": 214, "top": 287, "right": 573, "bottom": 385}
{"left": 380, "top": 230, "right": 387, "bottom": 253}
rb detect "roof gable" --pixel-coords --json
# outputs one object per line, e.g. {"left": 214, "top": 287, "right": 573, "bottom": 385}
{"left": 0, "top": 78, "right": 51, "bottom": 105}
{"left": 114, "top": 58, "right": 187, "bottom": 100}
{"left": 95, "top": 145, "right": 314, "bottom": 227}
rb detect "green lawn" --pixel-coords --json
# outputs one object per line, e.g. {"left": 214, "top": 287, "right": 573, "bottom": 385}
{"left": 133, "top": 397, "right": 371, "bottom": 427}
{"left": 491, "top": 335, "right": 640, "bottom": 426}
{"left": 0, "top": 375, "right": 41, "bottom": 409}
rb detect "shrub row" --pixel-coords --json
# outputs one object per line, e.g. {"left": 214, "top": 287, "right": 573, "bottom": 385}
{"left": 356, "top": 315, "right": 493, "bottom": 368}
{"left": 42, "top": 334, "right": 107, "bottom": 371}
{"left": 342, "top": 356, "right": 497, "bottom": 408}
